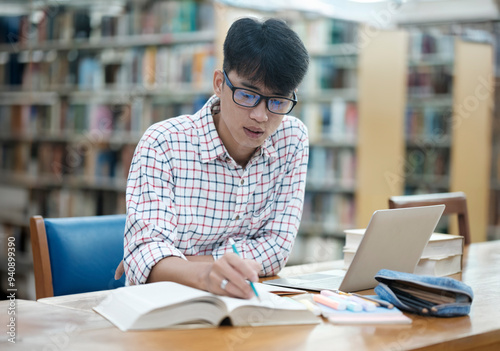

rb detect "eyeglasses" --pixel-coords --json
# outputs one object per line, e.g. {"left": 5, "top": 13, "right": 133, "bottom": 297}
{"left": 223, "top": 70, "right": 297, "bottom": 115}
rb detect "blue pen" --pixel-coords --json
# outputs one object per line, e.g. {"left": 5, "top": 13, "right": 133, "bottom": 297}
{"left": 228, "top": 238, "right": 261, "bottom": 301}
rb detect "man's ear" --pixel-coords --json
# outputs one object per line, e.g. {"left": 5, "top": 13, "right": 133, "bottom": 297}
{"left": 213, "top": 70, "right": 224, "bottom": 97}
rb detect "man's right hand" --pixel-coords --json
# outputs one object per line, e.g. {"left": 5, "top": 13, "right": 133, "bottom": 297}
{"left": 147, "top": 253, "right": 262, "bottom": 300}
{"left": 201, "top": 253, "right": 261, "bottom": 299}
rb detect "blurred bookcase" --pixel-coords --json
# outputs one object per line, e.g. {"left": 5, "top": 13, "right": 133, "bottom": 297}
{"left": 0, "top": 0, "right": 216, "bottom": 299}
{"left": 399, "top": 23, "right": 496, "bottom": 243}
{"left": 291, "top": 17, "right": 360, "bottom": 264}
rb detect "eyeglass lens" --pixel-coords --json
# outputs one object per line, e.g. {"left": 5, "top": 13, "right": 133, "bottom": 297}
{"left": 233, "top": 89, "right": 293, "bottom": 114}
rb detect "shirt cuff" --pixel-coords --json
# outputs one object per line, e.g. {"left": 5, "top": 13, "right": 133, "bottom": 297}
{"left": 125, "top": 241, "right": 187, "bottom": 284}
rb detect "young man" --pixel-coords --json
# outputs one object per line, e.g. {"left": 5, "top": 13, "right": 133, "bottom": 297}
{"left": 120, "top": 17, "right": 309, "bottom": 299}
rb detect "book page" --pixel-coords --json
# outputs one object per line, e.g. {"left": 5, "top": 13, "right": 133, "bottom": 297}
{"left": 219, "top": 290, "right": 319, "bottom": 327}
{"left": 119, "top": 282, "right": 217, "bottom": 314}
{"left": 219, "top": 289, "right": 308, "bottom": 314}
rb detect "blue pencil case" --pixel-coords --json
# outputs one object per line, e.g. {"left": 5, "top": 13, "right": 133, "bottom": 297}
{"left": 374, "top": 269, "right": 473, "bottom": 317}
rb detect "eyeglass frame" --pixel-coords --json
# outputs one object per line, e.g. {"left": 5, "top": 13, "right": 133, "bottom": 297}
{"left": 222, "top": 70, "right": 298, "bottom": 115}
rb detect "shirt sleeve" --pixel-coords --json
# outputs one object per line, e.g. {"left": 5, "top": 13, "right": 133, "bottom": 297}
{"left": 123, "top": 137, "right": 186, "bottom": 285}
{"left": 212, "top": 129, "right": 309, "bottom": 276}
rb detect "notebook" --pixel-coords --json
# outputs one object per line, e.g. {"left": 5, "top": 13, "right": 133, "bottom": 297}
{"left": 264, "top": 205, "right": 445, "bottom": 292}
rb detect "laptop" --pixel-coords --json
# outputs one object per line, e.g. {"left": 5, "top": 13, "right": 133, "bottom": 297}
{"left": 264, "top": 205, "right": 445, "bottom": 292}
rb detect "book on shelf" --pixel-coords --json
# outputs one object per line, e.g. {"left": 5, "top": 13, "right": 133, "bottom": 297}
{"left": 0, "top": 185, "right": 29, "bottom": 224}
{"left": 343, "top": 229, "right": 464, "bottom": 276}
{"left": 301, "top": 193, "right": 355, "bottom": 231}
{"left": 299, "top": 99, "right": 357, "bottom": 144}
{"left": 405, "top": 105, "right": 451, "bottom": 140}
{"left": 1, "top": 0, "right": 214, "bottom": 46}
{"left": 2, "top": 31, "right": 215, "bottom": 89}
{"left": 307, "top": 147, "right": 356, "bottom": 189}
{"left": 408, "top": 29, "right": 455, "bottom": 62}
{"left": 93, "top": 281, "right": 320, "bottom": 331}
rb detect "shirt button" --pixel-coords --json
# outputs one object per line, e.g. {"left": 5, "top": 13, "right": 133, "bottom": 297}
{"left": 240, "top": 179, "right": 244, "bottom": 185}
{"left": 235, "top": 215, "right": 240, "bottom": 221}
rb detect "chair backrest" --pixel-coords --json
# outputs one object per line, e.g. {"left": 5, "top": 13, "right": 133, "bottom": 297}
{"left": 30, "top": 214, "right": 126, "bottom": 299}
{"left": 388, "top": 192, "right": 471, "bottom": 245}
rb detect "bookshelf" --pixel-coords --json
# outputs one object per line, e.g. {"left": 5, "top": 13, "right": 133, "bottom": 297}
{"left": 295, "top": 17, "right": 359, "bottom": 244}
{"left": 403, "top": 30, "right": 455, "bottom": 199}
{"left": 0, "top": 0, "right": 217, "bottom": 299}
{"left": 287, "top": 17, "right": 361, "bottom": 264}
{"left": 399, "top": 27, "right": 495, "bottom": 243}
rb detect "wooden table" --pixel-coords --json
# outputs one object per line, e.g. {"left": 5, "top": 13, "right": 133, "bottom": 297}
{"left": 1, "top": 241, "right": 500, "bottom": 351}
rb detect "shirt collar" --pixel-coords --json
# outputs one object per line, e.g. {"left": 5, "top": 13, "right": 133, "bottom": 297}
{"left": 195, "top": 95, "right": 278, "bottom": 163}
{"left": 195, "top": 95, "right": 226, "bottom": 163}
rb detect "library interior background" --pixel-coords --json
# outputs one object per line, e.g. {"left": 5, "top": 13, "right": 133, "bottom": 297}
{"left": 0, "top": 0, "right": 499, "bottom": 299}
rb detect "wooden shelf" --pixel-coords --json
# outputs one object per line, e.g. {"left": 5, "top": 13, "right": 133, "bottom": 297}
{"left": 448, "top": 39, "right": 494, "bottom": 241}
{"left": 308, "top": 43, "right": 359, "bottom": 57}
{"left": 300, "top": 88, "right": 358, "bottom": 102}
{"left": 299, "top": 221, "right": 354, "bottom": 238}
{"left": 408, "top": 53, "right": 454, "bottom": 67}
{"left": 0, "top": 173, "right": 127, "bottom": 192}
{"left": 406, "top": 136, "right": 452, "bottom": 148}
{"left": 0, "top": 86, "right": 214, "bottom": 100}
{"left": 355, "top": 28, "right": 409, "bottom": 227}
{"left": 0, "top": 30, "right": 215, "bottom": 53}
{"left": 404, "top": 175, "right": 450, "bottom": 189}
{"left": 406, "top": 94, "right": 453, "bottom": 106}
{"left": 306, "top": 182, "right": 356, "bottom": 194}
{"left": 0, "top": 92, "right": 59, "bottom": 105}
{"left": 310, "top": 138, "right": 357, "bottom": 148}
{"left": 0, "top": 131, "right": 142, "bottom": 145}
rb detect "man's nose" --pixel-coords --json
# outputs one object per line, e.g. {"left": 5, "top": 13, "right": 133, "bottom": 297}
{"left": 249, "top": 99, "right": 269, "bottom": 122}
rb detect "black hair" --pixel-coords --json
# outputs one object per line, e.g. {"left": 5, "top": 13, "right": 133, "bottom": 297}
{"left": 222, "top": 17, "right": 309, "bottom": 96}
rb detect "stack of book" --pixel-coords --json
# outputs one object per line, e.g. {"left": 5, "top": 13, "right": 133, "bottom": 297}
{"left": 343, "top": 229, "right": 463, "bottom": 276}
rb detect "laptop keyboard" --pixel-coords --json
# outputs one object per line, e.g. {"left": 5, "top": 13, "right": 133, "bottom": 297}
{"left": 302, "top": 277, "right": 345, "bottom": 291}
{"left": 263, "top": 271, "right": 347, "bottom": 292}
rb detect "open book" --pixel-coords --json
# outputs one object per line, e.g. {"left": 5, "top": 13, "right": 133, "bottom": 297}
{"left": 93, "top": 282, "right": 320, "bottom": 331}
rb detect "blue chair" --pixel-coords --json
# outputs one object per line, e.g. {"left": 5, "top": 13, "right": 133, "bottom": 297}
{"left": 30, "top": 214, "right": 126, "bottom": 299}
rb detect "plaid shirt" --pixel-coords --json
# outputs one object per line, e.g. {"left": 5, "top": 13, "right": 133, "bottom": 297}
{"left": 124, "top": 95, "right": 309, "bottom": 284}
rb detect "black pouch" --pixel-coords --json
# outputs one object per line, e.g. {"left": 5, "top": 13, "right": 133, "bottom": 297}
{"left": 374, "top": 269, "right": 473, "bottom": 317}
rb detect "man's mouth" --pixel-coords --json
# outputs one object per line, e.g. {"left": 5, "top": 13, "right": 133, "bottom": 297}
{"left": 243, "top": 127, "right": 265, "bottom": 139}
